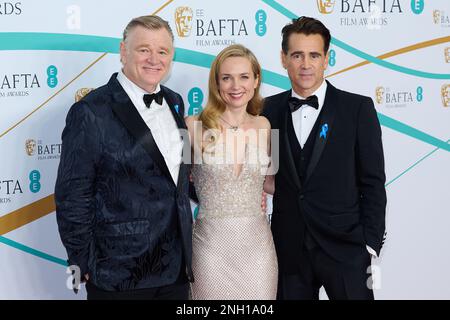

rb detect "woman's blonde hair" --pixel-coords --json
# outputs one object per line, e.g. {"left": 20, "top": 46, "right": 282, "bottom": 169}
{"left": 198, "top": 44, "right": 263, "bottom": 140}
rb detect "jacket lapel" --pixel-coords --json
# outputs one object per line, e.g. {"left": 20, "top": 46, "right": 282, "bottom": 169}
{"left": 280, "top": 90, "right": 302, "bottom": 191}
{"left": 108, "top": 74, "right": 174, "bottom": 186}
{"left": 160, "top": 85, "right": 190, "bottom": 191}
{"left": 161, "top": 86, "right": 186, "bottom": 130}
{"left": 304, "top": 81, "right": 337, "bottom": 186}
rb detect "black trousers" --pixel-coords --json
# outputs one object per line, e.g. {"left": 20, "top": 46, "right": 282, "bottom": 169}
{"left": 86, "top": 263, "right": 189, "bottom": 300}
{"left": 86, "top": 280, "right": 189, "bottom": 300}
{"left": 277, "top": 233, "right": 374, "bottom": 300}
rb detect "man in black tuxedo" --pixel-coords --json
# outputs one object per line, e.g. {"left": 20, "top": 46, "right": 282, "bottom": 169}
{"left": 55, "top": 15, "right": 193, "bottom": 299}
{"left": 263, "top": 17, "right": 386, "bottom": 300}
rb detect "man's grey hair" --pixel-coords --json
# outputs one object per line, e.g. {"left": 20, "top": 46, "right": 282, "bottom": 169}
{"left": 122, "top": 15, "right": 174, "bottom": 43}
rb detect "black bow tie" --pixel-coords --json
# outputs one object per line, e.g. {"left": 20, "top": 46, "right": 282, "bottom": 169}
{"left": 288, "top": 95, "right": 319, "bottom": 112}
{"left": 143, "top": 91, "right": 164, "bottom": 108}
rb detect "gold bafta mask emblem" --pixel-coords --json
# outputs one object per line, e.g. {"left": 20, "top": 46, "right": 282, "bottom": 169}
{"left": 442, "top": 84, "right": 450, "bottom": 107}
{"left": 445, "top": 48, "right": 450, "bottom": 63}
{"left": 375, "top": 87, "right": 385, "bottom": 104}
{"left": 317, "top": 0, "right": 335, "bottom": 14}
{"left": 175, "top": 7, "right": 193, "bottom": 37}
{"left": 433, "top": 10, "right": 441, "bottom": 24}
{"left": 75, "top": 88, "right": 94, "bottom": 102}
{"left": 25, "top": 139, "right": 36, "bottom": 156}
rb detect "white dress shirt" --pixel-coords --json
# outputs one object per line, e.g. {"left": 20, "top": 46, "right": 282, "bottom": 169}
{"left": 291, "top": 80, "right": 327, "bottom": 148}
{"left": 117, "top": 70, "right": 183, "bottom": 185}
{"left": 290, "top": 80, "right": 377, "bottom": 257}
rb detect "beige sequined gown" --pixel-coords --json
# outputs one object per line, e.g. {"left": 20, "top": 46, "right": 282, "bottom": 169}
{"left": 190, "top": 142, "right": 278, "bottom": 300}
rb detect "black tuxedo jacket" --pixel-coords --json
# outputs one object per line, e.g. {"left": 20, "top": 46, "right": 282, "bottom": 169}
{"left": 55, "top": 73, "right": 193, "bottom": 291}
{"left": 263, "top": 81, "right": 386, "bottom": 274}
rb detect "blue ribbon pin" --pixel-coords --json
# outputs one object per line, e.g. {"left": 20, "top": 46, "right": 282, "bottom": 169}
{"left": 319, "top": 123, "right": 328, "bottom": 139}
{"left": 174, "top": 104, "right": 179, "bottom": 114}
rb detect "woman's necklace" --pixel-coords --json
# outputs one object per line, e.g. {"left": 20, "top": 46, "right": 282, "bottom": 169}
{"left": 220, "top": 114, "right": 248, "bottom": 132}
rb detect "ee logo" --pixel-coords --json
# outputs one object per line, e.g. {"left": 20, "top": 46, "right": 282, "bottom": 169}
{"left": 29, "top": 170, "right": 41, "bottom": 193}
{"left": 47, "top": 65, "right": 58, "bottom": 88}
{"left": 188, "top": 87, "right": 204, "bottom": 116}
{"left": 255, "top": 10, "right": 267, "bottom": 37}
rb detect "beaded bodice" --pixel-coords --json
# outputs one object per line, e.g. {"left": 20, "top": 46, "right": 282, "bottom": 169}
{"left": 192, "top": 142, "right": 270, "bottom": 219}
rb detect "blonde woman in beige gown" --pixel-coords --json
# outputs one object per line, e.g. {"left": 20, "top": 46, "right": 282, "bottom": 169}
{"left": 185, "top": 45, "right": 278, "bottom": 300}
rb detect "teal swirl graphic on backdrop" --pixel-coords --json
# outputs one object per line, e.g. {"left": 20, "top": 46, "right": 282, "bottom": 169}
{"left": 261, "top": 0, "right": 449, "bottom": 80}
{"left": 0, "top": 33, "right": 448, "bottom": 152}
{"left": 0, "top": 236, "right": 67, "bottom": 266}
{"left": 1, "top": 32, "right": 448, "bottom": 79}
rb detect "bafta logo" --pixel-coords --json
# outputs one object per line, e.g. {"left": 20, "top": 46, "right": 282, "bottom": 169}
{"left": 175, "top": 6, "right": 193, "bottom": 37}
{"left": 317, "top": 0, "right": 335, "bottom": 14}
{"left": 442, "top": 84, "right": 450, "bottom": 107}
{"left": 25, "top": 139, "right": 36, "bottom": 156}
{"left": 75, "top": 88, "right": 94, "bottom": 102}
{"left": 433, "top": 10, "right": 441, "bottom": 24}
{"left": 375, "top": 86, "right": 385, "bottom": 104}
{"left": 445, "top": 48, "right": 450, "bottom": 63}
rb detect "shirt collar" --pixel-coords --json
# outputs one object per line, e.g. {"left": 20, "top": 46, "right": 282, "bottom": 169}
{"left": 117, "top": 69, "right": 162, "bottom": 112}
{"left": 291, "top": 80, "right": 327, "bottom": 110}
{"left": 117, "top": 69, "right": 161, "bottom": 95}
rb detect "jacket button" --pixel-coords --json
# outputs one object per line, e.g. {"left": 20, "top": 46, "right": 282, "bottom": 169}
{"left": 299, "top": 194, "right": 305, "bottom": 200}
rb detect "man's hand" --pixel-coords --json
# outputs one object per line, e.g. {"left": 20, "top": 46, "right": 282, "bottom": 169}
{"left": 261, "top": 191, "right": 267, "bottom": 215}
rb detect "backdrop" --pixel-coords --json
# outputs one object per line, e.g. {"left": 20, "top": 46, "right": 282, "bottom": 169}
{"left": 0, "top": 0, "right": 449, "bottom": 299}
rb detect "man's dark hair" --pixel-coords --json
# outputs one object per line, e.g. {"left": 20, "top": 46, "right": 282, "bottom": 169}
{"left": 281, "top": 16, "right": 331, "bottom": 54}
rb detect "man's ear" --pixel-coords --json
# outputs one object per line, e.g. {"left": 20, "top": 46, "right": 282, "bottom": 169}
{"left": 281, "top": 50, "right": 287, "bottom": 69}
{"left": 323, "top": 50, "right": 330, "bottom": 70}
{"left": 119, "top": 41, "right": 126, "bottom": 65}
